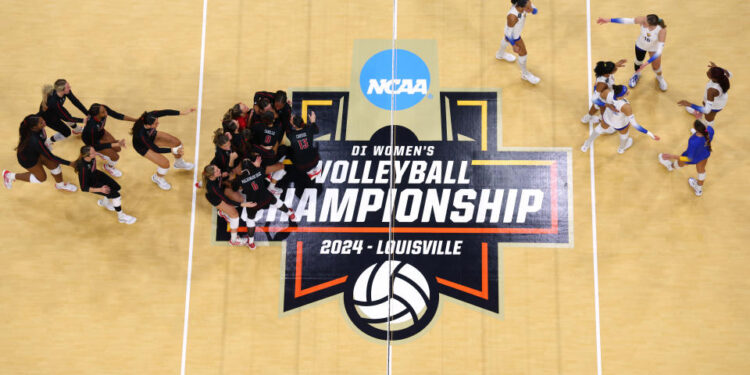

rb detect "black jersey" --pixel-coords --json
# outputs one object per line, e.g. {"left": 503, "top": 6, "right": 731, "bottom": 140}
{"left": 16, "top": 130, "right": 70, "bottom": 168}
{"left": 211, "top": 147, "right": 235, "bottom": 173}
{"left": 251, "top": 122, "right": 284, "bottom": 147}
{"left": 40, "top": 91, "right": 88, "bottom": 125}
{"left": 82, "top": 105, "right": 126, "bottom": 150}
{"left": 239, "top": 163, "right": 273, "bottom": 208}
{"left": 205, "top": 176, "right": 241, "bottom": 207}
{"left": 287, "top": 122, "right": 320, "bottom": 171}
{"left": 131, "top": 109, "right": 179, "bottom": 156}
{"left": 253, "top": 91, "right": 275, "bottom": 106}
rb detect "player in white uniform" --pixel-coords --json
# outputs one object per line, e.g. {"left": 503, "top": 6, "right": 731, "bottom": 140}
{"left": 679, "top": 62, "right": 731, "bottom": 128}
{"left": 597, "top": 14, "right": 668, "bottom": 91}
{"left": 581, "top": 85, "right": 660, "bottom": 154}
{"left": 495, "top": 0, "right": 540, "bottom": 84}
{"left": 581, "top": 59, "right": 626, "bottom": 125}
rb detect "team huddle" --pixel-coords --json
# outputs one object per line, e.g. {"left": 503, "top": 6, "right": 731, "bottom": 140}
{"left": 496, "top": 0, "right": 730, "bottom": 197}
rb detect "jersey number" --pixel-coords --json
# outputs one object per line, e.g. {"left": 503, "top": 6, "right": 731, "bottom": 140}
{"left": 264, "top": 135, "right": 272, "bottom": 144}
{"left": 251, "top": 181, "right": 259, "bottom": 191}
{"left": 297, "top": 138, "right": 309, "bottom": 150}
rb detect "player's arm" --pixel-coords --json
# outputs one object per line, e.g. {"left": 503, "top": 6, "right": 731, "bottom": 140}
{"left": 621, "top": 104, "right": 659, "bottom": 140}
{"left": 505, "top": 14, "right": 520, "bottom": 45}
{"left": 597, "top": 16, "right": 639, "bottom": 25}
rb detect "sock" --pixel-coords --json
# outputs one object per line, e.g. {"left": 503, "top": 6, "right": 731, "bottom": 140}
{"left": 586, "top": 125, "right": 605, "bottom": 144}
{"left": 112, "top": 197, "right": 122, "bottom": 212}
{"left": 52, "top": 133, "right": 66, "bottom": 142}
{"left": 498, "top": 38, "right": 508, "bottom": 54}
{"left": 7, "top": 172, "right": 15, "bottom": 181}
{"left": 247, "top": 227, "right": 256, "bottom": 241}
{"left": 672, "top": 160, "right": 682, "bottom": 169}
{"left": 618, "top": 131, "right": 630, "bottom": 149}
{"left": 518, "top": 55, "right": 528, "bottom": 74}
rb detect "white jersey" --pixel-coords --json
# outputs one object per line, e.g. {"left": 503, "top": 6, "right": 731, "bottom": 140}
{"left": 635, "top": 24, "right": 662, "bottom": 52}
{"left": 504, "top": 6, "right": 527, "bottom": 40}
{"left": 704, "top": 81, "right": 728, "bottom": 110}
{"left": 603, "top": 98, "right": 630, "bottom": 130}
{"left": 591, "top": 75, "right": 615, "bottom": 105}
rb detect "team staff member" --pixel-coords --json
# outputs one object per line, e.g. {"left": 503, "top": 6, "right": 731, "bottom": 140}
{"left": 71, "top": 146, "right": 136, "bottom": 224}
{"left": 39, "top": 79, "right": 89, "bottom": 145}
{"left": 130, "top": 108, "right": 195, "bottom": 190}
{"left": 82, "top": 103, "right": 138, "bottom": 177}
{"left": 3, "top": 115, "right": 77, "bottom": 191}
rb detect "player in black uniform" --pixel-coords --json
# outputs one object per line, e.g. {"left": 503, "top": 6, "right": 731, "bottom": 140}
{"left": 238, "top": 153, "right": 296, "bottom": 249}
{"left": 202, "top": 164, "right": 257, "bottom": 247}
{"left": 211, "top": 129, "right": 240, "bottom": 177}
{"left": 3, "top": 115, "right": 77, "bottom": 191}
{"left": 71, "top": 146, "right": 136, "bottom": 224}
{"left": 82, "top": 103, "right": 138, "bottom": 177}
{"left": 287, "top": 111, "right": 322, "bottom": 179}
{"left": 273, "top": 91, "right": 292, "bottom": 130}
{"left": 39, "top": 79, "right": 88, "bottom": 146}
{"left": 130, "top": 108, "right": 195, "bottom": 190}
{"left": 251, "top": 110, "right": 287, "bottom": 195}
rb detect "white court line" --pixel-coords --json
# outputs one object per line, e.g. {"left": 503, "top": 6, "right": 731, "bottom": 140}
{"left": 386, "top": 1, "right": 398, "bottom": 374}
{"left": 180, "top": 0, "right": 208, "bottom": 374}
{"left": 585, "top": 0, "right": 604, "bottom": 374}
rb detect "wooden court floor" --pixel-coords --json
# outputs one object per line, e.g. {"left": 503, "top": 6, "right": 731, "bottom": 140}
{"left": 1, "top": 1, "right": 749, "bottom": 374}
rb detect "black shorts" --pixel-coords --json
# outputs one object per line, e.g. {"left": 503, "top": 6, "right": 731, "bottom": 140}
{"left": 244, "top": 194, "right": 275, "bottom": 219}
{"left": 17, "top": 154, "right": 38, "bottom": 169}
{"left": 90, "top": 170, "right": 121, "bottom": 198}
{"left": 133, "top": 141, "right": 150, "bottom": 156}
{"left": 206, "top": 193, "right": 222, "bottom": 207}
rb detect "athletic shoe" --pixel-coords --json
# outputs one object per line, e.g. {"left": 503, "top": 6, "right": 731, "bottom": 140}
{"left": 657, "top": 153, "right": 673, "bottom": 171}
{"left": 71, "top": 125, "right": 83, "bottom": 135}
{"left": 229, "top": 237, "right": 249, "bottom": 247}
{"left": 173, "top": 159, "right": 194, "bottom": 170}
{"left": 688, "top": 177, "right": 703, "bottom": 197}
{"left": 603, "top": 126, "right": 616, "bottom": 134}
{"left": 657, "top": 77, "right": 668, "bottom": 91}
{"left": 248, "top": 241, "right": 256, "bottom": 250}
{"left": 495, "top": 51, "right": 516, "bottom": 62}
{"left": 581, "top": 140, "right": 592, "bottom": 153}
{"left": 217, "top": 210, "right": 230, "bottom": 222}
{"left": 685, "top": 106, "right": 696, "bottom": 115}
{"left": 269, "top": 186, "right": 283, "bottom": 197}
{"left": 97, "top": 198, "right": 115, "bottom": 211}
{"left": 617, "top": 137, "right": 634, "bottom": 154}
{"left": 3, "top": 170, "right": 13, "bottom": 189}
{"left": 288, "top": 208, "right": 296, "bottom": 221}
{"left": 117, "top": 212, "right": 137, "bottom": 224}
{"left": 104, "top": 163, "right": 122, "bottom": 178}
{"left": 151, "top": 174, "right": 172, "bottom": 190}
{"left": 307, "top": 164, "right": 322, "bottom": 179}
{"left": 55, "top": 182, "right": 78, "bottom": 192}
{"left": 521, "top": 71, "right": 540, "bottom": 85}
{"left": 628, "top": 74, "right": 640, "bottom": 88}
{"left": 581, "top": 114, "right": 592, "bottom": 124}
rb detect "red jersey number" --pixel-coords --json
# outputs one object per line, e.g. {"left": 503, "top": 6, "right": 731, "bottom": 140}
{"left": 297, "top": 138, "right": 309, "bottom": 150}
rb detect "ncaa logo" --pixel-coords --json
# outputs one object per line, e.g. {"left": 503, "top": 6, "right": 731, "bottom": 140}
{"left": 359, "top": 49, "right": 431, "bottom": 110}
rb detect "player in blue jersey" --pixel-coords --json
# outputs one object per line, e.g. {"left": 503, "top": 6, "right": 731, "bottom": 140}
{"left": 658, "top": 120, "right": 714, "bottom": 196}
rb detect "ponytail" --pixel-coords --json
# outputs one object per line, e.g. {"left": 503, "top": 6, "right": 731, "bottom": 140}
{"left": 71, "top": 145, "right": 93, "bottom": 173}
{"left": 201, "top": 165, "right": 216, "bottom": 189}
{"left": 16, "top": 115, "right": 42, "bottom": 153}
{"left": 694, "top": 120, "right": 712, "bottom": 153}
{"left": 213, "top": 128, "right": 230, "bottom": 147}
{"left": 131, "top": 111, "right": 155, "bottom": 135}
{"left": 40, "top": 85, "right": 54, "bottom": 111}
{"left": 647, "top": 14, "right": 666, "bottom": 28}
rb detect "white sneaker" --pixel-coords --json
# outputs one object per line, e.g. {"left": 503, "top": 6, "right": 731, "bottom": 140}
{"left": 44, "top": 137, "right": 54, "bottom": 149}
{"left": 97, "top": 198, "right": 115, "bottom": 211}
{"left": 495, "top": 51, "right": 516, "bottom": 62}
{"left": 173, "top": 159, "right": 194, "bottom": 170}
{"left": 71, "top": 125, "right": 83, "bottom": 135}
{"left": 287, "top": 208, "right": 296, "bottom": 221}
{"left": 55, "top": 182, "right": 77, "bottom": 192}
{"left": 657, "top": 77, "right": 668, "bottom": 91}
{"left": 581, "top": 114, "right": 592, "bottom": 124}
{"left": 617, "top": 137, "right": 634, "bottom": 154}
{"left": 521, "top": 71, "right": 541, "bottom": 85}
{"left": 151, "top": 174, "right": 172, "bottom": 190}
{"left": 269, "top": 185, "right": 282, "bottom": 197}
{"left": 2, "top": 170, "right": 13, "bottom": 189}
{"left": 629, "top": 74, "right": 640, "bottom": 88}
{"left": 581, "top": 140, "right": 592, "bottom": 153}
{"left": 307, "top": 165, "right": 322, "bottom": 179}
{"left": 657, "top": 154, "right": 674, "bottom": 171}
{"left": 688, "top": 177, "right": 703, "bottom": 197}
{"left": 685, "top": 106, "right": 696, "bottom": 115}
{"left": 229, "top": 237, "right": 249, "bottom": 247}
{"left": 117, "top": 212, "right": 137, "bottom": 224}
{"left": 104, "top": 164, "right": 122, "bottom": 178}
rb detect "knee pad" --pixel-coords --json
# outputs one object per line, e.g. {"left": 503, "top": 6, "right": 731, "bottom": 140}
{"left": 228, "top": 216, "right": 239, "bottom": 230}
{"left": 29, "top": 174, "right": 43, "bottom": 184}
{"left": 697, "top": 172, "right": 706, "bottom": 181}
{"left": 653, "top": 67, "right": 662, "bottom": 74}
{"left": 171, "top": 145, "right": 183, "bottom": 154}
{"left": 156, "top": 167, "right": 169, "bottom": 175}
{"left": 111, "top": 197, "right": 122, "bottom": 207}
{"left": 50, "top": 165, "right": 62, "bottom": 175}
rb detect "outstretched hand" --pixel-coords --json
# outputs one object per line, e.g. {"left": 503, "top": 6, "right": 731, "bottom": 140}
{"left": 597, "top": 17, "right": 610, "bottom": 25}
{"left": 182, "top": 108, "right": 196, "bottom": 115}
{"left": 615, "top": 59, "right": 627, "bottom": 67}
{"left": 677, "top": 100, "right": 691, "bottom": 107}
{"left": 309, "top": 111, "right": 316, "bottom": 123}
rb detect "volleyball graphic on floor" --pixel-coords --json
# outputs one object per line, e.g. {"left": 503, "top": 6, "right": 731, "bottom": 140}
{"left": 352, "top": 260, "right": 431, "bottom": 331}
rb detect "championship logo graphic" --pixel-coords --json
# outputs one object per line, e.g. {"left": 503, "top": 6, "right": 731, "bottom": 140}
{"left": 214, "top": 40, "right": 572, "bottom": 341}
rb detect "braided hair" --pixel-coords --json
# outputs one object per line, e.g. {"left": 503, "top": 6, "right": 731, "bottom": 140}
{"left": 708, "top": 67, "right": 731, "bottom": 92}
{"left": 694, "top": 120, "right": 712, "bottom": 153}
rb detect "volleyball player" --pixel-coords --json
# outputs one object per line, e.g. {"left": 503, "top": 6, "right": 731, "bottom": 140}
{"left": 597, "top": 14, "right": 668, "bottom": 90}
{"left": 39, "top": 79, "right": 88, "bottom": 146}
{"left": 130, "top": 108, "right": 195, "bottom": 190}
{"left": 71, "top": 146, "right": 136, "bottom": 224}
{"left": 286, "top": 111, "right": 322, "bottom": 179}
{"left": 678, "top": 62, "right": 731, "bottom": 128}
{"left": 82, "top": 103, "right": 138, "bottom": 178}
{"left": 238, "top": 154, "right": 296, "bottom": 249}
{"left": 581, "top": 85, "right": 660, "bottom": 153}
{"left": 211, "top": 129, "right": 239, "bottom": 177}
{"left": 251, "top": 110, "right": 287, "bottom": 196}
{"left": 495, "top": 0, "right": 541, "bottom": 84}
{"left": 227, "top": 103, "right": 251, "bottom": 130}
{"left": 273, "top": 90, "right": 292, "bottom": 130}
{"left": 581, "top": 59, "right": 626, "bottom": 126}
{"left": 202, "top": 164, "right": 257, "bottom": 247}
{"left": 658, "top": 120, "right": 714, "bottom": 196}
{"left": 3, "top": 115, "right": 77, "bottom": 191}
